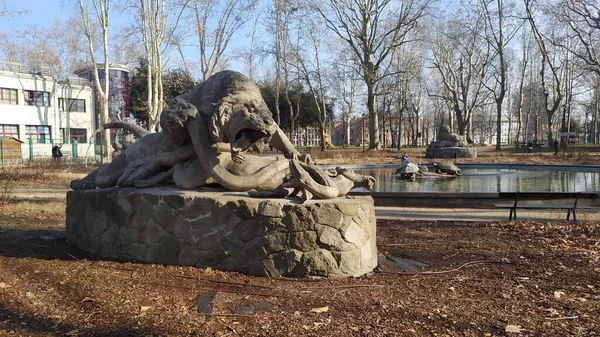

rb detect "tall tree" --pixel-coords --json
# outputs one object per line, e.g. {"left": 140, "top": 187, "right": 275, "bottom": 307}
{"left": 130, "top": 62, "right": 196, "bottom": 122}
{"left": 481, "top": 0, "right": 518, "bottom": 150}
{"left": 193, "top": 0, "right": 257, "bottom": 81}
{"left": 560, "top": 0, "right": 600, "bottom": 74}
{"left": 135, "top": 0, "right": 189, "bottom": 131}
{"left": 429, "top": 10, "right": 491, "bottom": 140}
{"left": 78, "top": 0, "right": 111, "bottom": 161}
{"left": 524, "top": 0, "right": 562, "bottom": 146}
{"left": 313, "top": 0, "right": 431, "bottom": 150}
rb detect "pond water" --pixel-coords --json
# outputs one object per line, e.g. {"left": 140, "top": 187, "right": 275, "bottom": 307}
{"left": 352, "top": 167, "right": 600, "bottom": 193}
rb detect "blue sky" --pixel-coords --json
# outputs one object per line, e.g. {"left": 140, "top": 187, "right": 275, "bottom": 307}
{"left": 0, "top": 0, "right": 253, "bottom": 78}
{"left": 0, "top": 1, "right": 64, "bottom": 30}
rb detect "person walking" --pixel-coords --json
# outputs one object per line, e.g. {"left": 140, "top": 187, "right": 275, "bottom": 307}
{"left": 51, "top": 143, "right": 63, "bottom": 163}
{"left": 553, "top": 139, "right": 559, "bottom": 155}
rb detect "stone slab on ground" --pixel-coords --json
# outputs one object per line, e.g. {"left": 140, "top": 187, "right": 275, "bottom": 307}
{"left": 66, "top": 187, "right": 377, "bottom": 278}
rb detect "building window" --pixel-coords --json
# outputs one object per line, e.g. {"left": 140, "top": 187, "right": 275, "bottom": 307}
{"left": 61, "top": 128, "right": 87, "bottom": 144}
{"left": 24, "top": 90, "right": 50, "bottom": 107}
{"left": 0, "top": 88, "right": 18, "bottom": 105}
{"left": 25, "top": 125, "right": 51, "bottom": 143}
{"left": 0, "top": 124, "right": 18, "bottom": 137}
{"left": 58, "top": 98, "right": 86, "bottom": 112}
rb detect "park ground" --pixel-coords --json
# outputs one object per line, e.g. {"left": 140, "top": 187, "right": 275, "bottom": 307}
{"left": 0, "top": 146, "right": 599, "bottom": 336}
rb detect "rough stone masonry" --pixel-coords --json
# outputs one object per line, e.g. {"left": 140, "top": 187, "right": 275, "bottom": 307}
{"left": 66, "top": 187, "right": 377, "bottom": 278}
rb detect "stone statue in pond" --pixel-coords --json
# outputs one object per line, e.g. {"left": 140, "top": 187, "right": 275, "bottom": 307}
{"left": 428, "top": 125, "right": 470, "bottom": 148}
{"left": 425, "top": 124, "right": 477, "bottom": 159}
{"left": 71, "top": 70, "right": 375, "bottom": 200}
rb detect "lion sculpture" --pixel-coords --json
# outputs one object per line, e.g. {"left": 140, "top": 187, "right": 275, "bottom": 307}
{"left": 71, "top": 70, "right": 373, "bottom": 200}
{"left": 428, "top": 125, "right": 470, "bottom": 148}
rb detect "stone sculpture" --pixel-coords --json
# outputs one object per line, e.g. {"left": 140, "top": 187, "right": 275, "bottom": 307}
{"left": 395, "top": 161, "right": 422, "bottom": 181}
{"left": 432, "top": 161, "right": 462, "bottom": 176}
{"left": 71, "top": 70, "right": 374, "bottom": 200}
{"left": 428, "top": 125, "right": 470, "bottom": 148}
{"left": 67, "top": 70, "right": 379, "bottom": 278}
{"left": 425, "top": 125, "right": 477, "bottom": 158}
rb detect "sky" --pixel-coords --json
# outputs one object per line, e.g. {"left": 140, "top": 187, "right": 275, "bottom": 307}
{"left": 0, "top": 0, "right": 254, "bottom": 78}
{"left": 0, "top": 1, "right": 64, "bottom": 31}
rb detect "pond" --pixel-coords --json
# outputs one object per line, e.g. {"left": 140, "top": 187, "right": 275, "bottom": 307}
{"left": 350, "top": 166, "right": 600, "bottom": 193}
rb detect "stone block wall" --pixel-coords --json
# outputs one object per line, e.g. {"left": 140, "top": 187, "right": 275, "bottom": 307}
{"left": 425, "top": 147, "right": 477, "bottom": 158}
{"left": 66, "top": 188, "right": 377, "bottom": 278}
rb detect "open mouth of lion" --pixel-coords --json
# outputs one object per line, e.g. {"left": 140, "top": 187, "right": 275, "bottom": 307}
{"left": 232, "top": 127, "right": 269, "bottom": 152}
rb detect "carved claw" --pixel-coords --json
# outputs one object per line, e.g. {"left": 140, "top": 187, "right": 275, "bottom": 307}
{"left": 366, "top": 176, "right": 376, "bottom": 190}
{"left": 232, "top": 152, "right": 245, "bottom": 164}
{"left": 289, "top": 152, "right": 314, "bottom": 165}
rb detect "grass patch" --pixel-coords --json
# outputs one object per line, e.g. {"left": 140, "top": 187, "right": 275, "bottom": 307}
{"left": 0, "top": 160, "right": 95, "bottom": 189}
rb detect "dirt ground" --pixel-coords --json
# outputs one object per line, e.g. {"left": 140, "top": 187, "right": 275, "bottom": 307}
{"left": 0, "top": 200, "right": 598, "bottom": 337}
{"left": 1, "top": 148, "right": 599, "bottom": 336}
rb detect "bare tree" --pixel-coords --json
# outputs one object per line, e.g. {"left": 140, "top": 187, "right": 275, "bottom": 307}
{"left": 480, "top": 0, "right": 520, "bottom": 150}
{"left": 135, "top": 0, "right": 188, "bottom": 131}
{"left": 0, "top": 0, "right": 29, "bottom": 17}
{"left": 524, "top": 0, "right": 562, "bottom": 146}
{"left": 293, "top": 21, "right": 329, "bottom": 151}
{"left": 514, "top": 27, "right": 532, "bottom": 145}
{"left": 0, "top": 16, "right": 90, "bottom": 79}
{"left": 193, "top": 0, "right": 257, "bottom": 81}
{"left": 330, "top": 50, "right": 361, "bottom": 147}
{"left": 429, "top": 10, "right": 491, "bottom": 141}
{"left": 313, "top": 0, "right": 431, "bottom": 150}
{"left": 560, "top": 0, "right": 600, "bottom": 74}
{"left": 79, "top": 0, "right": 112, "bottom": 161}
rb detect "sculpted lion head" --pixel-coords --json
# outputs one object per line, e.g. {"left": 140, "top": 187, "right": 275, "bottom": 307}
{"left": 209, "top": 99, "right": 278, "bottom": 157}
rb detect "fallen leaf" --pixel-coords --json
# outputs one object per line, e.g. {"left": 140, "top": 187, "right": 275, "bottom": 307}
{"left": 554, "top": 291, "right": 565, "bottom": 299}
{"left": 66, "top": 330, "right": 80, "bottom": 336}
{"left": 310, "top": 306, "right": 329, "bottom": 313}
{"left": 0, "top": 282, "right": 11, "bottom": 289}
{"left": 140, "top": 306, "right": 151, "bottom": 312}
{"left": 505, "top": 325, "right": 523, "bottom": 333}
{"left": 81, "top": 297, "right": 95, "bottom": 303}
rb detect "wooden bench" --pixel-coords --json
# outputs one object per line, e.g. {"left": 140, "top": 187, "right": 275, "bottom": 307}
{"left": 518, "top": 143, "right": 544, "bottom": 153}
{"left": 493, "top": 192, "right": 591, "bottom": 221}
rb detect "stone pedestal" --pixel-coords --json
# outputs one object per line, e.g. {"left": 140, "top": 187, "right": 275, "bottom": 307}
{"left": 425, "top": 147, "right": 477, "bottom": 158}
{"left": 66, "top": 187, "right": 377, "bottom": 278}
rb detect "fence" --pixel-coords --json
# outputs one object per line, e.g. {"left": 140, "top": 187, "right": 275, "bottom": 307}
{"left": 0, "top": 138, "right": 103, "bottom": 165}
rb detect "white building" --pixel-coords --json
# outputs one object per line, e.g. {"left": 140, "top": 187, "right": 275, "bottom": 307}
{"left": 0, "top": 61, "right": 95, "bottom": 159}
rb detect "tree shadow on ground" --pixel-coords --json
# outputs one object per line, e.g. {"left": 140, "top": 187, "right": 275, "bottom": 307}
{"left": 0, "top": 227, "right": 92, "bottom": 261}
{"left": 0, "top": 304, "right": 162, "bottom": 337}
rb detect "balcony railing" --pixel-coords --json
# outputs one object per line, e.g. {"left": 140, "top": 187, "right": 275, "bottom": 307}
{"left": 0, "top": 61, "right": 51, "bottom": 76}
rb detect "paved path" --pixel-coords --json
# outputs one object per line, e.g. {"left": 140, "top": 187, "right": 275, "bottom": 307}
{"left": 12, "top": 189, "right": 599, "bottom": 222}
{"left": 375, "top": 206, "right": 600, "bottom": 222}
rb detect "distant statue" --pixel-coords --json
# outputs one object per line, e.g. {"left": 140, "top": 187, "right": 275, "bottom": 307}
{"left": 428, "top": 125, "right": 470, "bottom": 148}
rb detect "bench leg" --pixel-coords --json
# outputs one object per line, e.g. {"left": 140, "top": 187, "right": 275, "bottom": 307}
{"left": 566, "top": 209, "right": 577, "bottom": 221}
{"left": 509, "top": 208, "right": 516, "bottom": 221}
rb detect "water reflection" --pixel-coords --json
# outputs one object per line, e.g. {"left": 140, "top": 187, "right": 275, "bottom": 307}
{"left": 352, "top": 168, "right": 600, "bottom": 193}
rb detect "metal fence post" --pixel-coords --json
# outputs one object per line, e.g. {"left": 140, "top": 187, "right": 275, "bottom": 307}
{"left": 28, "top": 138, "right": 33, "bottom": 161}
